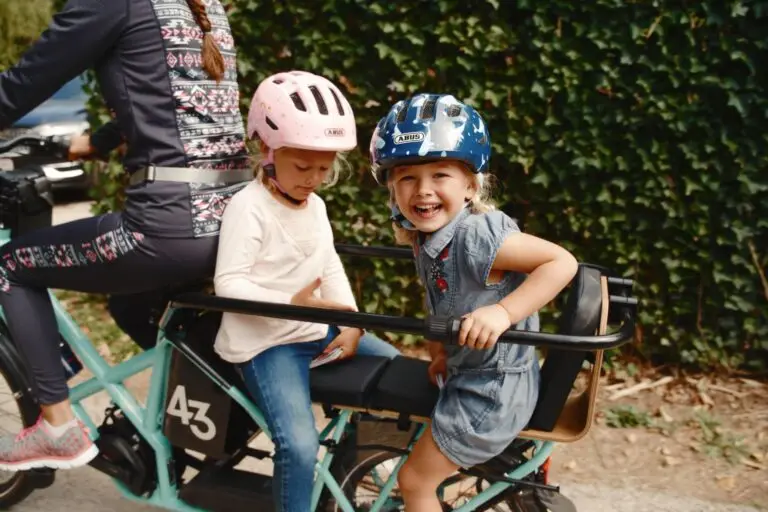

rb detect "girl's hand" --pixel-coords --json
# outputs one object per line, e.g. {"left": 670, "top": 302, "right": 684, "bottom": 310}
{"left": 459, "top": 304, "right": 512, "bottom": 350}
{"left": 322, "top": 328, "right": 363, "bottom": 360}
{"left": 427, "top": 353, "right": 447, "bottom": 386}
{"left": 291, "top": 278, "right": 355, "bottom": 311}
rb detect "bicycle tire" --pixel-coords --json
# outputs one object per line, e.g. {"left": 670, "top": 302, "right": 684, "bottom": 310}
{"left": 329, "top": 450, "right": 513, "bottom": 512}
{"left": 328, "top": 450, "right": 404, "bottom": 512}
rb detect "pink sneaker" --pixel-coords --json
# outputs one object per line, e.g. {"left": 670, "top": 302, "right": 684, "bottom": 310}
{"left": 0, "top": 416, "right": 99, "bottom": 471}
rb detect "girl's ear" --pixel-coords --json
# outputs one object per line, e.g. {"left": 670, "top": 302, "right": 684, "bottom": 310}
{"left": 465, "top": 176, "right": 478, "bottom": 202}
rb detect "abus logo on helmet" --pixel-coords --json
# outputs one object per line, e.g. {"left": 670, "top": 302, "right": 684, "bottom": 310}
{"left": 325, "top": 128, "right": 345, "bottom": 137}
{"left": 394, "top": 132, "right": 425, "bottom": 144}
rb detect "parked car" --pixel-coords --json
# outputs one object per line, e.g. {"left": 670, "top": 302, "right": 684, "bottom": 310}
{"left": 0, "top": 74, "right": 90, "bottom": 190}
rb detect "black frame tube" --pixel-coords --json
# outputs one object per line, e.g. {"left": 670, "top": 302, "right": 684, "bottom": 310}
{"left": 169, "top": 292, "right": 637, "bottom": 352}
{"left": 170, "top": 248, "right": 638, "bottom": 352}
{"left": 335, "top": 243, "right": 413, "bottom": 260}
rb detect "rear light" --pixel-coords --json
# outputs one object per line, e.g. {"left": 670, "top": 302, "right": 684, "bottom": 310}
{"left": 540, "top": 456, "right": 551, "bottom": 485}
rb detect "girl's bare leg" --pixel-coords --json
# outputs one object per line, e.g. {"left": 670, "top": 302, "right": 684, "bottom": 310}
{"left": 398, "top": 425, "right": 459, "bottom": 512}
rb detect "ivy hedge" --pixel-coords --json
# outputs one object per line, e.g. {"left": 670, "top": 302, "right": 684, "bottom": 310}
{"left": 0, "top": 0, "right": 53, "bottom": 70}
{"left": 80, "top": 0, "right": 767, "bottom": 371}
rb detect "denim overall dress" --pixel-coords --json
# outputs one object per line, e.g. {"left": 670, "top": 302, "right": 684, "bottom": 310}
{"left": 414, "top": 208, "right": 541, "bottom": 467}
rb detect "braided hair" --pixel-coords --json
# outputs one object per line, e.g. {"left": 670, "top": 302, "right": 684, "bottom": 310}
{"left": 186, "top": 0, "right": 225, "bottom": 82}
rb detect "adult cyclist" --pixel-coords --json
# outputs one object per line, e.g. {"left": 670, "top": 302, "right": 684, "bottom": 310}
{"left": 0, "top": 0, "right": 252, "bottom": 471}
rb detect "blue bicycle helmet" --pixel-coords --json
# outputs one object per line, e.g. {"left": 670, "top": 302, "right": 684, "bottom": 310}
{"left": 369, "top": 93, "right": 491, "bottom": 185}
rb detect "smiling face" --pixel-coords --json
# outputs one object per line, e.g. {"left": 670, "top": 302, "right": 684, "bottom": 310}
{"left": 390, "top": 160, "right": 477, "bottom": 233}
{"left": 269, "top": 145, "right": 337, "bottom": 203}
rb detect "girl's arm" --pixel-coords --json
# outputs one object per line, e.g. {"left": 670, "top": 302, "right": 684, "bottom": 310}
{"left": 213, "top": 194, "right": 294, "bottom": 304}
{"left": 319, "top": 250, "right": 358, "bottom": 312}
{"left": 494, "top": 232, "right": 579, "bottom": 325}
{"left": 458, "top": 213, "right": 579, "bottom": 349}
{"left": 320, "top": 250, "right": 362, "bottom": 338}
{"left": 316, "top": 249, "right": 368, "bottom": 346}
{"left": 318, "top": 202, "right": 359, "bottom": 329}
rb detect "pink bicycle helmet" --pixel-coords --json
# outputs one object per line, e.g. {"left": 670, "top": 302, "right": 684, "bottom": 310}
{"left": 246, "top": 70, "right": 357, "bottom": 152}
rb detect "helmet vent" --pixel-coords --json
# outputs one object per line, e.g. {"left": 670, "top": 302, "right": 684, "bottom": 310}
{"left": 420, "top": 97, "right": 437, "bottom": 120}
{"left": 290, "top": 93, "right": 307, "bottom": 112}
{"left": 265, "top": 117, "right": 278, "bottom": 130}
{"left": 272, "top": 78, "right": 284, "bottom": 84}
{"left": 309, "top": 86, "right": 329, "bottom": 115}
{"left": 446, "top": 104, "right": 462, "bottom": 117}
{"left": 396, "top": 99, "right": 411, "bottom": 123}
{"left": 329, "top": 88, "right": 345, "bottom": 116}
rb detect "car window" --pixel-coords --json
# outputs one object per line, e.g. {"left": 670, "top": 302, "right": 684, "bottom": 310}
{"left": 52, "top": 76, "right": 86, "bottom": 100}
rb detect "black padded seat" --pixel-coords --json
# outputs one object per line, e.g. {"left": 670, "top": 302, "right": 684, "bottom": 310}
{"left": 309, "top": 356, "right": 392, "bottom": 407}
{"left": 367, "top": 356, "right": 438, "bottom": 418}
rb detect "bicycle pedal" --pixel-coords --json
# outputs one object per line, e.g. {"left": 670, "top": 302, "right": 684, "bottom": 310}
{"left": 26, "top": 467, "right": 56, "bottom": 490}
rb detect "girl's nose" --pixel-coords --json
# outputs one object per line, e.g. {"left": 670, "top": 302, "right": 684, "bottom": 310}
{"left": 415, "top": 179, "right": 433, "bottom": 196}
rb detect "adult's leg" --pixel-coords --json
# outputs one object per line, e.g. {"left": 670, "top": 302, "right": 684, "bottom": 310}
{"left": 107, "top": 290, "right": 171, "bottom": 351}
{"left": 0, "top": 212, "right": 216, "bottom": 469}
{"left": 108, "top": 277, "right": 213, "bottom": 351}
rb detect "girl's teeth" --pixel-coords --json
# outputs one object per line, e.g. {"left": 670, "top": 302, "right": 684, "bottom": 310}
{"left": 414, "top": 205, "right": 441, "bottom": 217}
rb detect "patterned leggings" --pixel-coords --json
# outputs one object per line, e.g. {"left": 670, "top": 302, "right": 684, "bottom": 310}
{"left": 0, "top": 212, "right": 218, "bottom": 404}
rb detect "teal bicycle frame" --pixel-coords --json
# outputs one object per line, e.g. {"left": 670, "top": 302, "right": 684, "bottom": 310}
{"left": 0, "top": 226, "right": 555, "bottom": 512}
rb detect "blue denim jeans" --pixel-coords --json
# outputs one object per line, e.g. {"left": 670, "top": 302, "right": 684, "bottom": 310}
{"left": 239, "top": 326, "right": 399, "bottom": 512}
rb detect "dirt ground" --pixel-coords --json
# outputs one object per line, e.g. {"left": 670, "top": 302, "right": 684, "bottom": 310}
{"left": 549, "top": 371, "right": 768, "bottom": 510}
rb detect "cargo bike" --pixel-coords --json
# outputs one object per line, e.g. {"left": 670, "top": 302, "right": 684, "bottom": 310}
{"left": 0, "top": 134, "right": 638, "bottom": 511}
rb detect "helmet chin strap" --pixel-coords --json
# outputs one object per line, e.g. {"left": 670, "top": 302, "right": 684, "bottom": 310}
{"left": 390, "top": 204, "right": 417, "bottom": 230}
{"left": 262, "top": 149, "right": 306, "bottom": 206}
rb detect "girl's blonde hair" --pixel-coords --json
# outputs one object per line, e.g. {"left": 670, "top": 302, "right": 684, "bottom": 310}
{"left": 247, "top": 138, "right": 351, "bottom": 192}
{"left": 389, "top": 165, "right": 496, "bottom": 246}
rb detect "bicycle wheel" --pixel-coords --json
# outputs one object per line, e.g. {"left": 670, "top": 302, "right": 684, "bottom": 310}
{"left": 0, "top": 322, "right": 51, "bottom": 508}
{"left": 330, "top": 450, "right": 514, "bottom": 511}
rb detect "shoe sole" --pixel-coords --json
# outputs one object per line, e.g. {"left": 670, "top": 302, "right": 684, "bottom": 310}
{"left": 0, "top": 444, "right": 99, "bottom": 471}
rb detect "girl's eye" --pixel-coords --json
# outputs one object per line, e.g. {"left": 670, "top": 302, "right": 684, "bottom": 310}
{"left": 434, "top": 173, "right": 450, "bottom": 179}
{"left": 295, "top": 164, "right": 310, "bottom": 171}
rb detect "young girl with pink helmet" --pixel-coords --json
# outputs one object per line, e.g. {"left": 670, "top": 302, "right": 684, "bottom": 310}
{"left": 212, "top": 70, "right": 399, "bottom": 512}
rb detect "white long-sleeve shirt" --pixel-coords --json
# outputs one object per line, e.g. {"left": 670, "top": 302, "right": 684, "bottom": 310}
{"left": 213, "top": 180, "right": 358, "bottom": 363}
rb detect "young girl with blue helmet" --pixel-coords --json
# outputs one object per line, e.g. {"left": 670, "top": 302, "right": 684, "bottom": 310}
{"left": 370, "top": 93, "right": 579, "bottom": 511}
